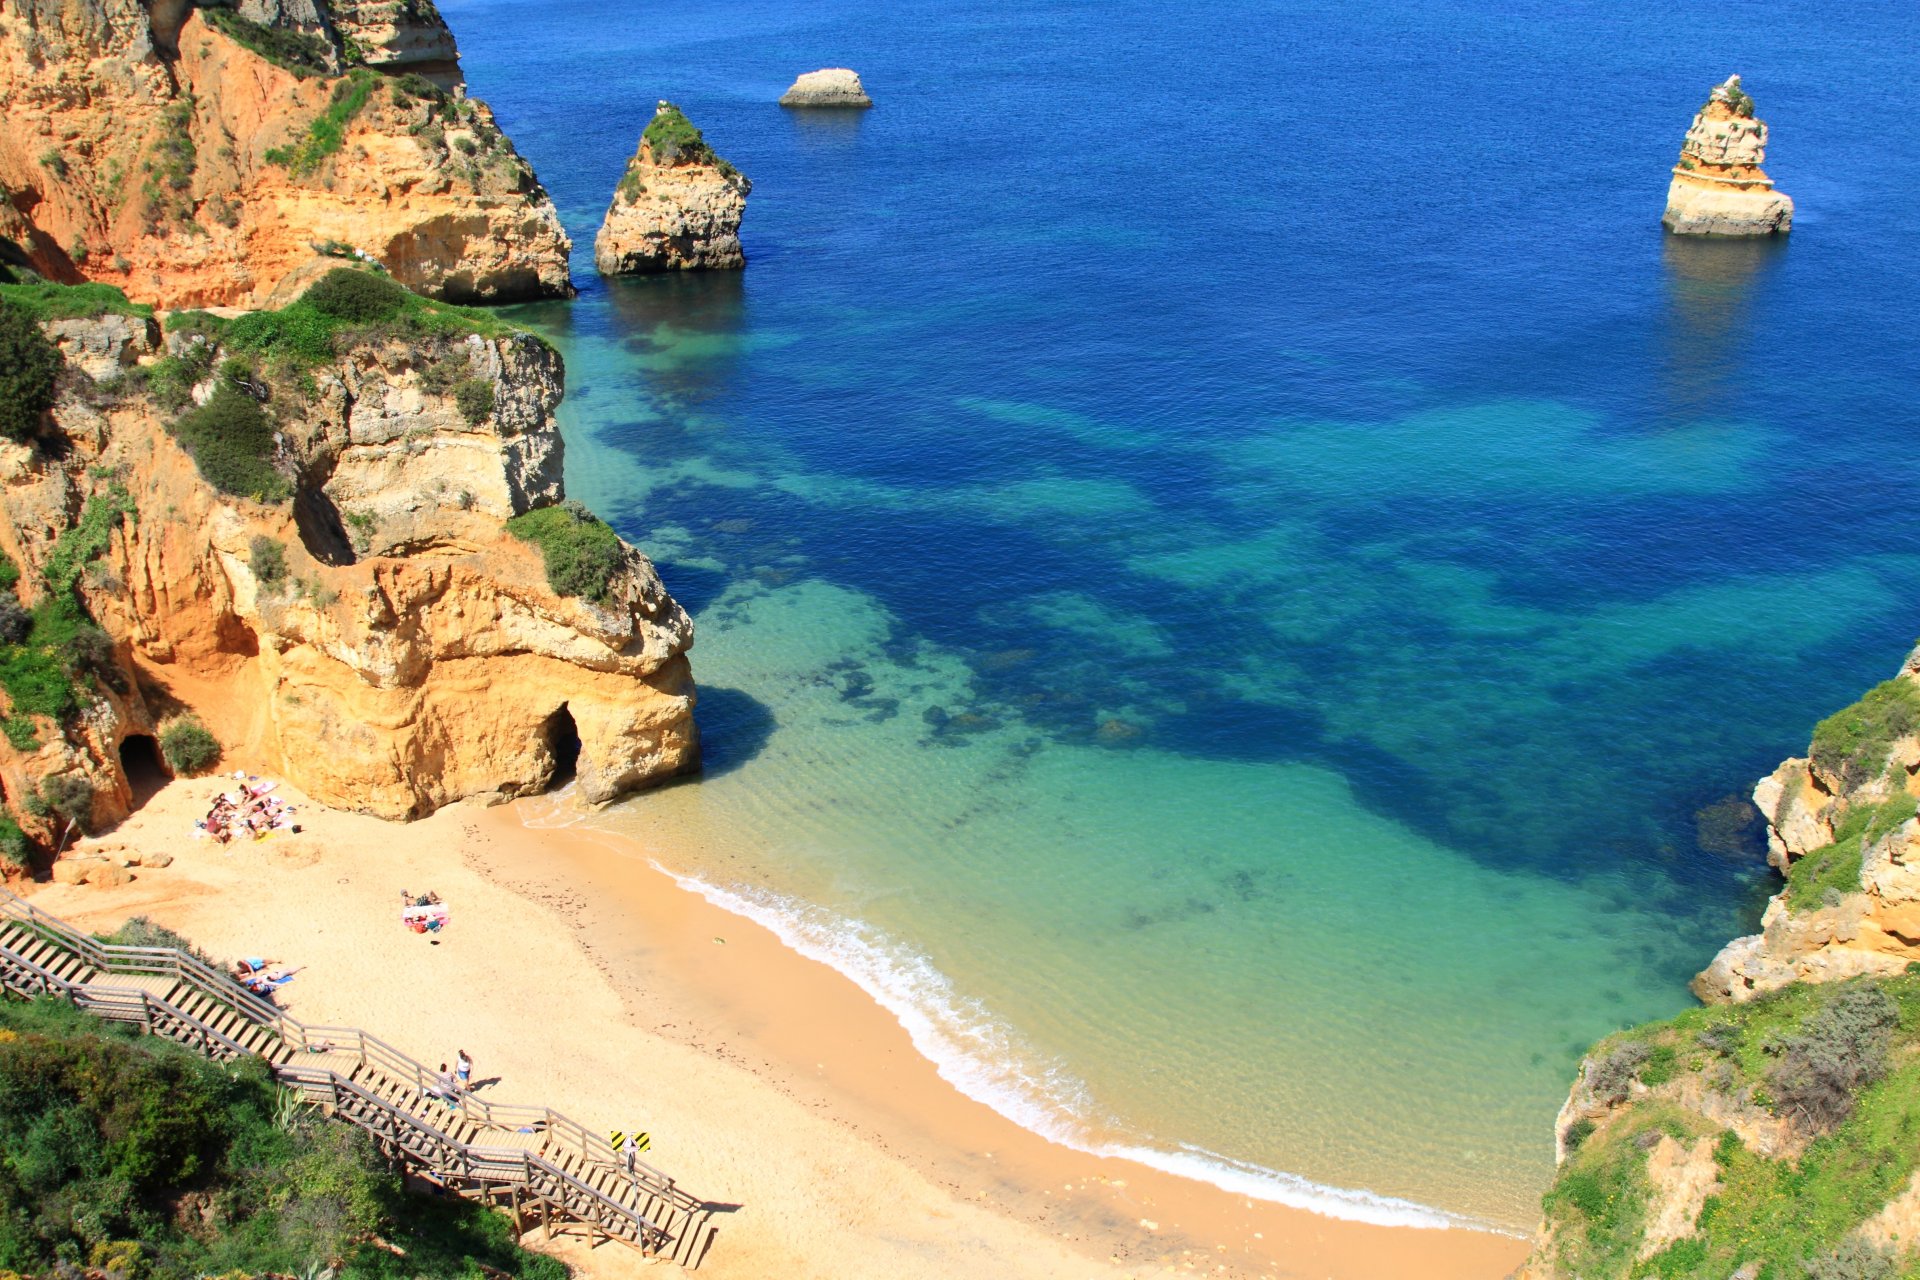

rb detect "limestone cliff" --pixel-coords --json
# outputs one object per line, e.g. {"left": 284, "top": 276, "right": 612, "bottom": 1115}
{"left": 0, "top": 273, "right": 696, "bottom": 856}
{"left": 593, "top": 102, "right": 749, "bottom": 275}
{"left": 1662, "top": 75, "right": 1794, "bottom": 236}
{"left": 1692, "top": 649, "right": 1920, "bottom": 1002}
{"left": 0, "top": 0, "right": 572, "bottom": 307}
{"left": 1517, "top": 654, "right": 1920, "bottom": 1279}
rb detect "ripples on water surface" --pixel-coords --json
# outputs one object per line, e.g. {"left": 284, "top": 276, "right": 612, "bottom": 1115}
{"left": 444, "top": 0, "right": 1920, "bottom": 1226}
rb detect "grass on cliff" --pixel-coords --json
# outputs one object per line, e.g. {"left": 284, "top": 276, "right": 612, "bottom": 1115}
{"left": 0, "top": 492, "right": 131, "bottom": 749}
{"left": 0, "top": 996, "right": 569, "bottom": 1280}
{"left": 0, "top": 280, "right": 152, "bottom": 323}
{"left": 507, "top": 501, "right": 625, "bottom": 603}
{"left": 175, "top": 268, "right": 529, "bottom": 370}
{"left": 199, "top": 6, "right": 334, "bottom": 77}
{"left": 1811, "top": 677, "right": 1920, "bottom": 792}
{"left": 1539, "top": 975, "right": 1920, "bottom": 1280}
{"left": 641, "top": 102, "right": 739, "bottom": 178}
{"left": 1783, "top": 792, "right": 1919, "bottom": 912}
{"left": 265, "top": 68, "right": 382, "bottom": 175}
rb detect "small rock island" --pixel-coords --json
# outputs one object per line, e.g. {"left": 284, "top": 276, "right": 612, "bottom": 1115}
{"left": 1662, "top": 74, "right": 1793, "bottom": 236}
{"left": 594, "top": 102, "right": 751, "bottom": 275}
{"left": 779, "top": 68, "right": 873, "bottom": 108}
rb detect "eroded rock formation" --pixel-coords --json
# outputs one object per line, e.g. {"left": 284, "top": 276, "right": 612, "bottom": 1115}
{"left": 778, "top": 68, "right": 871, "bottom": 108}
{"left": 1662, "top": 75, "right": 1794, "bottom": 236}
{"left": 0, "top": 281, "right": 696, "bottom": 848}
{"left": 1692, "top": 648, "right": 1920, "bottom": 1002}
{"left": 0, "top": 0, "right": 572, "bottom": 306}
{"left": 594, "top": 102, "right": 749, "bottom": 275}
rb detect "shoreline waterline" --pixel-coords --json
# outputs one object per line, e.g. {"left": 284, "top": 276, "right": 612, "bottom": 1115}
{"left": 501, "top": 788, "right": 1532, "bottom": 1273}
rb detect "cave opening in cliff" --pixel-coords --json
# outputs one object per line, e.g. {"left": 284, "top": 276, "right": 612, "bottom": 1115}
{"left": 546, "top": 705, "right": 581, "bottom": 784}
{"left": 118, "top": 734, "right": 167, "bottom": 807}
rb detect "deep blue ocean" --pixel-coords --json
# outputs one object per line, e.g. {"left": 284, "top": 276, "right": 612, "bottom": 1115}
{"left": 444, "top": 0, "right": 1920, "bottom": 1228}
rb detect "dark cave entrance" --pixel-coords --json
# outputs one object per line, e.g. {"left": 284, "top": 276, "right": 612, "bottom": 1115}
{"left": 545, "top": 704, "right": 581, "bottom": 785}
{"left": 118, "top": 734, "right": 167, "bottom": 808}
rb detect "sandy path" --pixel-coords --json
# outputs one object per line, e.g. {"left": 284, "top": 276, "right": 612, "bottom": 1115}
{"left": 22, "top": 774, "right": 1527, "bottom": 1280}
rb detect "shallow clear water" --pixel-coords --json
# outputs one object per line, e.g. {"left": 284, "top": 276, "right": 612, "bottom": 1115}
{"left": 446, "top": 0, "right": 1920, "bottom": 1228}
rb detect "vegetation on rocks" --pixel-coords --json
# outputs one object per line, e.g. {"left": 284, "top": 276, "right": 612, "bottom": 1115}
{"left": 1786, "top": 792, "right": 1919, "bottom": 911}
{"left": 507, "top": 501, "right": 625, "bottom": 602}
{"left": 0, "top": 297, "right": 61, "bottom": 443}
{"left": 1811, "top": 678, "right": 1920, "bottom": 792}
{"left": 639, "top": 103, "right": 740, "bottom": 178}
{"left": 159, "top": 718, "right": 221, "bottom": 775}
{"left": 0, "top": 493, "right": 131, "bottom": 750}
{"left": 0, "top": 997, "right": 569, "bottom": 1279}
{"left": 265, "top": 69, "right": 382, "bottom": 175}
{"left": 199, "top": 6, "right": 335, "bottom": 77}
{"left": 0, "top": 280, "right": 151, "bottom": 323}
{"left": 1532, "top": 974, "right": 1920, "bottom": 1279}
{"left": 168, "top": 382, "right": 290, "bottom": 503}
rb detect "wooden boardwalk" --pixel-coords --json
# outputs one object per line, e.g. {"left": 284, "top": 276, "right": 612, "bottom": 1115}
{"left": 0, "top": 888, "right": 715, "bottom": 1267}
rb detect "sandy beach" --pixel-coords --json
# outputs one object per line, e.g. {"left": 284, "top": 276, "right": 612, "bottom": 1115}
{"left": 22, "top": 773, "right": 1528, "bottom": 1280}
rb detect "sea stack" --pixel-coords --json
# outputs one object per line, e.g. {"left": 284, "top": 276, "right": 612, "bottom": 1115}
{"left": 594, "top": 101, "right": 751, "bottom": 275}
{"left": 779, "top": 68, "right": 873, "bottom": 108}
{"left": 1662, "top": 75, "right": 1793, "bottom": 236}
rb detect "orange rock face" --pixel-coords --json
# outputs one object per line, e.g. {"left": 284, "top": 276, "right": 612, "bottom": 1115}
{"left": 0, "top": 1, "right": 572, "bottom": 306}
{"left": 0, "top": 308, "right": 696, "bottom": 837}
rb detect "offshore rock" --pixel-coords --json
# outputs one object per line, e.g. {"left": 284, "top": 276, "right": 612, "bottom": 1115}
{"left": 779, "top": 68, "right": 873, "bottom": 108}
{"left": 594, "top": 102, "right": 750, "bottom": 275}
{"left": 1662, "top": 75, "right": 1793, "bottom": 236}
{"left": 0, "top": 299, "right": 696, "bottom": 837}
{"left": 0, "top": 0, "right": 571, "bottom": 306}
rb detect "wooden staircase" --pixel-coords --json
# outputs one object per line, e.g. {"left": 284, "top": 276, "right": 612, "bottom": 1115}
{"left": 0, "top": 888, "right": 715, "bottom": 1267}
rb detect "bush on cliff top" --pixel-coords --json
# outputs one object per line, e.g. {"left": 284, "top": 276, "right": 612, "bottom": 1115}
{"left": 1810, "top": 677, "right": 1920, "bottom": 792}
{"left": 0, "top": 997, "right": 570, "bottom": 1280}
{"left": 641, "top": 102, "right": 740, "bottom": 178}
{"left": 199, "top": 6, "right": 334, "bottom": 77}
{"left": 1785, "top": 793, "right": 1918, "bottom": 912}
{"left": 1534, "top": 975, "right": 1920, "bottom": 1280}
{"left": 507, "top": 501, "right": 626, "bottom": 603}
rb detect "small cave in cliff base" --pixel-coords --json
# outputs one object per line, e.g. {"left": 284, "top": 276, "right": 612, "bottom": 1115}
{"left": 545, "top": 705, "right": 582, "bottom": 785}
{"left": 118, "top": 735, "right": 168, "bottom": 807}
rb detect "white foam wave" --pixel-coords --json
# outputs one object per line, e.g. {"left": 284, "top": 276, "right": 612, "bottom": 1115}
{"left": 653, "top": 862, "right": 1485, "bottom": 1233}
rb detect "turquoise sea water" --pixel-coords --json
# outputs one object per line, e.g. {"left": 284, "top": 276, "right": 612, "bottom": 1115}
{"left": 446, "top": 0, "right": 1920, "bottom": 1229}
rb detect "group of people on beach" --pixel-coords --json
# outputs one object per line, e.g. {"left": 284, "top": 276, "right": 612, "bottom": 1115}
{"left": 196, "top": 774, "right": 299, "bottom": 844}
{"left": 230, "top": 956, "right": 301, "bottom": 998}
{"left": 400, "top": 889, "right": 450, "bottom": 934}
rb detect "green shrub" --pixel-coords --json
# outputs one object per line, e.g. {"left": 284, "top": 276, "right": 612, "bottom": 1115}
{"left": 1768, "top": 984, "right": 1898, "bottom": 1132}
{"left": 506, "top": 502, "right": 626, "bottom": 602}
{"left": 199, "top": 6, "right": 333, "bottom": 76}
{"left": 42, "top": 488, "right": 132, "bottom": 595}
{"left": 304, "top": 266, "right": 408, "bottom": 323}
{"left": 0, "top": 297, "right": 62, "bottom": 442}
{"left": 454, "top": 376, "right": 495, "bottom": 425}
{"left": 264, "top": 69, "right": 380, "bottom": 175}
{"left": 24, "top": 774, "right": 94, "bottom": 834}
{"left": 0, "top": 591, "right": 28, "bottom": 645}
{"left": 643, "top": 102, "right": 719, "bottom": 167}
{"left": 1564, "top": 1118, "right": 1596, "bottom": 1152}
{"left": 158, "top": 718, "right": 221, "bottom": 775}
{"left": 0, "top": 999, "right": 571, "bottom": 1278}
{"left": 1587, "top": 1041, "right": 1652, "bottom": 1104}
{"left": 0, "top": 812, "right": 29, "bottom": 868}
{"left": 1802, "top": 1239, "right": 1897, "bottom": 1280}
{"left": 169, "top": 383, "right": 290, "bottom": 502}
{"left": 248, "top": 534, "right": 289, "bottom": 590}
{"left": 1811, "top": 679, "right": 1920, "bottom": 791}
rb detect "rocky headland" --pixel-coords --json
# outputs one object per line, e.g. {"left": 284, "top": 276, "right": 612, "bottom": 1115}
{"left": 0, "top": 267, "right": 696, "bottom": 870}
{"left": 1517, "top": 653, "right": 1920, "bottom": 1278}
{"left": 0, "top": 0, "right": 572, "bottom": 307}
{"left": 594, "top": 101, "right": 750, "bottom": 275}
{"left": 1662, "top": 75, "right": 1794, "bottom": 236}
{"left": 778, "top": 67, "right": 871, "bottom": 108}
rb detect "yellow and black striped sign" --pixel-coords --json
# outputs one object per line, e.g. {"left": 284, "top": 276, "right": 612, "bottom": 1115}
{"left": 609, "top": 1130, "right": 651, "bottom": 1154}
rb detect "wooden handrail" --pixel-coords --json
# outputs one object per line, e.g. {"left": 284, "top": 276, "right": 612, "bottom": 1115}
{"left": 0, "top": 890, "right": 706, "bottom": 1250}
